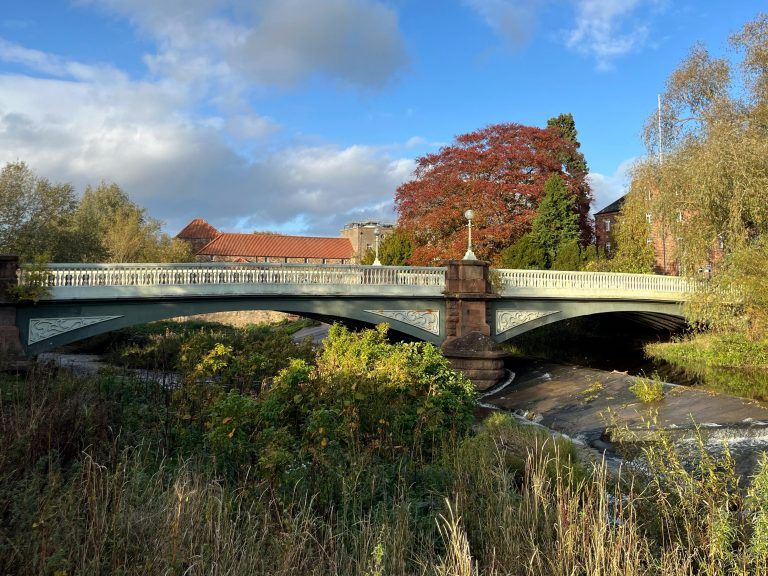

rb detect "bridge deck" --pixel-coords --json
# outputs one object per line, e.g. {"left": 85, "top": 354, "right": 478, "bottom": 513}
{"left": 18, "top": 262, "right": 694, "bottom": 302}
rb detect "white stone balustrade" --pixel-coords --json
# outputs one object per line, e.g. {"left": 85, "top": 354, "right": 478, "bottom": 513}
{"left": 18, "top": 263, "right": 447, "bottom": 300}
{"left": 18, "top": 262, "right": 693, "bottom": 302}
{"left": 494, "top": 268, "right": 693, "bottom": 300}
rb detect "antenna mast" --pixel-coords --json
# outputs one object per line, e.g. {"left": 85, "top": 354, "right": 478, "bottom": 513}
{"left": 657, "top": 94, "right": 663, "bottom": 165}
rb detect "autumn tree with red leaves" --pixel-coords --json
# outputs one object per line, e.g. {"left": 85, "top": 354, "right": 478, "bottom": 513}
{"left": 395, "top": 121, "right": 592, "bottom": 264}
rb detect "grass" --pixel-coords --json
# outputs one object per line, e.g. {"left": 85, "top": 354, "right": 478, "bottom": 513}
{"left": 7, "top": 322, "right": 768, "bottom": 575}
{"left": 630, "top": 374, "right": 666, "bottom": 403}
{"left": 646, "top": 332, "right": 768, "bottom": 399}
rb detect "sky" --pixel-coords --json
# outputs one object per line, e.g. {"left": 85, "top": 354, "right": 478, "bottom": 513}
{"left": 0, "top": 1, "right": 764, "bottom": 237}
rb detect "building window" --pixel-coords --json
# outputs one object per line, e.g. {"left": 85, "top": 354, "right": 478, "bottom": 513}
{"left": 676, "top": 211, "right": 684, "bottom": 222}
{"left": 646, "top": 237, "right": 653, "bottom": 245}
{"left": 604, "top": 219, "right": 611, "bottom": 232}
{"left": 605, "top": 242, "right": 612, "bottom": 253}
{"left": 646, "top": 213, "right": 653, "bottom": 224}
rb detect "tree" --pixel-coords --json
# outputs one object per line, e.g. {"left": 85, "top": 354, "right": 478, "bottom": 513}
{"left": 551, "top": 239, "right": 582, "bottom": 271}
{"left": 498, "top": 233, "right": 547, "bottom": 269}
{"left": 359, "top": 229, "right": 413, "bottom": 265}
{"left": 589, "top": 183, "right": 655, "bottom": 274}
{"left": 530, "top": 174, "right": 580, "bottom": 266}
{"left": 378, "top": 229, "right": 413, "bottom": 265}
{"left": 630, "top": 15, "right": 768, "bottom": 275}
{"left": 0, "top": 162, "right": 80, "bottom": 261}
{"left": 395, "top": 122, "right": 592, "bottom": 265}
{"left": 547, "top": 113, "right": 592, "bottom": 246}
{"left": 360, "top": 247, "right": 376, "bottom": 265}
{"left": 75, "top": 182, "right": 193, "bottom": 263}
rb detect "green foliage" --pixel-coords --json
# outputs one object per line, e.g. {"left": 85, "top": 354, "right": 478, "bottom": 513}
{"left": 748, "top": 453, "right": 768, "bottom": 563}
{"left": 687, "top": 237, "right": 768, "bottom": 337}
{"left": 629, "top": 374, "right": 665, "bottom": 403}
{"left": 0, "top": 161, "right": 80, "bottom": 261}
{"left": 498, "top": 232, "right": 547, "bottom": 269}
{"left": 0, "top": 163, "right": 194, "bottom": 264}
{"left": 547, "top": 112, "right": 589, "bottom": 176}
{"left": 630, "top": 15, "right": 768, "bottom": 276}
{"left": 378, "top": 229, "right": 414, "bottom": 265}
{"left": 360, "top": 230, "right": 414, "bottom": 266}
{"left": 5, "top": 256, "right": 51, "bottom": 303}
{"left": 11, "top": 354, "right": 768, "bottom": 574}
{"left": 360, "top": 247, "right": 376, "bottom": 265}
{"left": 498, "top": 175, "right": 584, "bottom": 270}
{"left": 591, "top": 185, "right": 656, "bottom": 273}
{"left": 530, "top": 174, "right": 581, "bottom": 265}
{"left": 551, "top": 238, "right": 582, "bottom": 270}
{"left": 255, "top": 324, "right": 477, "bottom": 505}
{"left": 76, "top": 182, "right": 194, "bottom": 263}
{"left": 646, "top": 332, "right": 768, "bottom": 399}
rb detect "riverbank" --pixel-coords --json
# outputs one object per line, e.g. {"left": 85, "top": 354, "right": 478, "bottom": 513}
{"left": 646, "top": 332, "right": 768, "bottom": 400}
{"left": 483, "top": 357, "right": 768, "bottom": 479}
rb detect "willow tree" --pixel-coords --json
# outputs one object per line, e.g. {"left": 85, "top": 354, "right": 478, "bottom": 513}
{"left": 627, "top": 15, "right": 768, "bottom": 275}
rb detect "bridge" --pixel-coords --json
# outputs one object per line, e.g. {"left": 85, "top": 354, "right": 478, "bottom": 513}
{"left": 1, "top": 257, "right": 692, "bottom": 388}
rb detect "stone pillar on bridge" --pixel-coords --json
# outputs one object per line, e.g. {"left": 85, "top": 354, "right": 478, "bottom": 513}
{"left": 0, "top": 255, "right": 23, "bottom": 358}
{"left": 441, "top": 260, "right": 508, "bottom": 391}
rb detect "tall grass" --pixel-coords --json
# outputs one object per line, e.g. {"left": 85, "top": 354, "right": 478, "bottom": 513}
{"left": 5, "top": 364, "right": 768, "bottom": 574}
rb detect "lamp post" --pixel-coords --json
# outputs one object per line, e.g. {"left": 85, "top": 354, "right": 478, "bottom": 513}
{"left": 373, "top": 226, "right": 382, "bottom": 266}
{"left": 463, "top": 209, "right": 477, "bottom": 260}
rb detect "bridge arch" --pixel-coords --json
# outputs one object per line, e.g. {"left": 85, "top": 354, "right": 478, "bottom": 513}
{"left": 491, "top": 299, "right": 687, "bottom": 343}
{"left": 16, "top": 295, "right": 446, "bottom": 355}
{"left": 9, "top": 261, "right": 693, "bottom": 357}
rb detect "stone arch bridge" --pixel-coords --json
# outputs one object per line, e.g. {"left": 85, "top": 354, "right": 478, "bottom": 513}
{"left": 1, "top": 258, "right": 692, "bottom": 388}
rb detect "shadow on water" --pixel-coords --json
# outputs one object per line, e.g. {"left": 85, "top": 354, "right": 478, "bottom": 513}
{"left": 503, "top": 313, "right": 684, "bottom": 373}
{"left": 503, "top": 313, "right": 768, "bottom": 399}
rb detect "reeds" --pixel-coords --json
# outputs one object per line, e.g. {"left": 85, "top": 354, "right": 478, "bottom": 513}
{"left": 5, "top": 367, "right": 768, "bottom": 575}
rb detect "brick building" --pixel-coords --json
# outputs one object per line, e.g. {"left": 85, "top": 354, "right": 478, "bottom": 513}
{"left": 339, "top": 221, "right": 394, "bottom": 260}
{"left": 594, "top": 196, "right": 625, "bottom": 257}
{"left": 594, "top": 195, "right": 681, "bottom": 275}
{"left": 175, "top": 218, "right": 391, "bottom": 264}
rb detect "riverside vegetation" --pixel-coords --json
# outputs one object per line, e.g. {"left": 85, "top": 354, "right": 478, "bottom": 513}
{"left": 4, "top": 321, "right": 768, "bottom": 574}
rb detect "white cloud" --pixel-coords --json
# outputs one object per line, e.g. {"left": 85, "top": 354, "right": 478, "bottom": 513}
{"left": 587, "top": 157, "right": 635, "bottom": 213}
{"left": 83, "top": 0, "right": 408, "bottom": 90}
{"left": 405, "top": 136, "right": 426, "bottom": 148}
{"left": 462, "top": 0, "right": 662, "bottom": 68}
{"left": 0, "top": 0, "right": 413, "bottom": 237}
{"left": 566, "top": 0, "right": 660, "bottom": 69}
{"left": 0, "top": 47, "right": 413, "bottom": 236}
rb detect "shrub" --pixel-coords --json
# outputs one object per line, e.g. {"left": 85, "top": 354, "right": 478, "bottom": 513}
{"left": 629, "top": 374, "right": 665, "bottom": 403}
{"left": 250, "top": 324, "right": 477, "bottom": 506}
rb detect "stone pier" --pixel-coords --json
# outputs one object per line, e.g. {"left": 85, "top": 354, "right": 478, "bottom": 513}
{"left": 0, "top": 255, "right": 22, "bottom": 358}
{"left": 441, "top": 260, "right": 508, "bottom": 390}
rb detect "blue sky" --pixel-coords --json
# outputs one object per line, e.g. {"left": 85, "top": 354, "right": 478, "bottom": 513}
{"left": 0, "top": 1, "right": 764, "bottom": 236}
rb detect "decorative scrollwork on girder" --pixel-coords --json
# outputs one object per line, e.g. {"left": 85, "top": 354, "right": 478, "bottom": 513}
{"left": 28, "top": 316, "right": 123, "bottom": 345}
{"left": 495, "top": 309, "right": 559, "bottom": 335}
{"left": 365, "top": 309, "right": 440, "bottom": 335}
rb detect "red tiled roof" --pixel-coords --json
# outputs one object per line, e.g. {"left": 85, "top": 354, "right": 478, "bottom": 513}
{"left": 176, "top": 218, "right": 220, "bottom": 239}
{"left": 197, "top": 233, "right": 354, "bottom": 260}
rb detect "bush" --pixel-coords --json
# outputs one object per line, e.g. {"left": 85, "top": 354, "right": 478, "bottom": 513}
{"left": 250, "top": 324, "right": 477, "bottom": 506}
{"left": 629, "top": 374, "right": 665, "bottom": 403}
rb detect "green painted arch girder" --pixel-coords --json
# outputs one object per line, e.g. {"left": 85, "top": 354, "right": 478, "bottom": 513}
{"left": 17, "top": 296, "right": 446, "bottom": 355}
{"left": 15, "top": 295, "right": 687, "bottom": 356}
{"left": 491, "top": 298, "right": 686, "bottom": 343}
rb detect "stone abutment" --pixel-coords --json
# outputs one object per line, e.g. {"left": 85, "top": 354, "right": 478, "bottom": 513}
{"left": 441, "top": 260, "right": 508, "bottom": 391}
